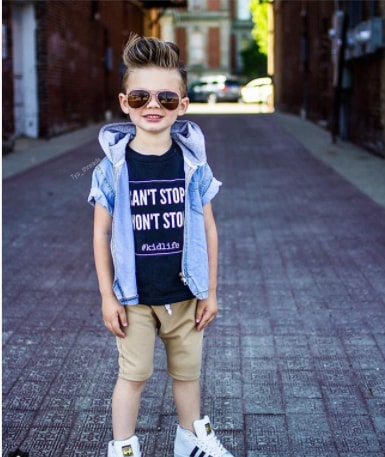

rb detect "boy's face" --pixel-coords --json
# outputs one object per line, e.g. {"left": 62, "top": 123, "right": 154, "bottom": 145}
{"left": 119, "top": 67, "right": 189, "bottom": 134}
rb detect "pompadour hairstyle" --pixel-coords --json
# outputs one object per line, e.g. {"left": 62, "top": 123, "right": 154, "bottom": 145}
{"left": 121, "top": 34, "right": 187, "bottom": 95}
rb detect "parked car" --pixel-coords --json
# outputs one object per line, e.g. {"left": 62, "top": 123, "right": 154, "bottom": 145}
{"left": 188, "top": 76, "right": 242, "bottom": 104}
{"left": 240, "top": 77, "right": 273, "bottom": 105}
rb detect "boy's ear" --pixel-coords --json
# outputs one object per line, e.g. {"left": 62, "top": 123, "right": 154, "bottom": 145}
{"left": 178, "top": 96, "right": 189, "bottom": 116}
{"left": 119, "top": 93, "right": 130, "bottom": 114}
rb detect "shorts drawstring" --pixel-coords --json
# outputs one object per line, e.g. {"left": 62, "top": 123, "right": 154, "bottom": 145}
{"left": 165, "top": 304, "right": 173, "bottom": 315}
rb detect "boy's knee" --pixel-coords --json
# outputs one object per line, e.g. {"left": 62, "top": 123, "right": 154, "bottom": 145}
{"left": 167, "top": 356, "right": 202, "bottom": 381}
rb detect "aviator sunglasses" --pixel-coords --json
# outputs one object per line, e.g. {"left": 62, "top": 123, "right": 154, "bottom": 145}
{"left": 126, "top": 89, "right": 181, "bottom": 110}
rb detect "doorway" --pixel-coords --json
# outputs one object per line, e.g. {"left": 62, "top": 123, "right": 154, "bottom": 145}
{"left": 12, "top": 2, "right": 39, "bottom": 138}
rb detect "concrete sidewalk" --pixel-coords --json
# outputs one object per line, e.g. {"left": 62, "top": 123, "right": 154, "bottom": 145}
{"left": 2, "top": 122, "right": 104, "bottom": 180}
{"left": 3, "top": 111, "right": 385, "bottom": 457}
{"left": 275, "top": 112, "right": 385, "bottom": 209}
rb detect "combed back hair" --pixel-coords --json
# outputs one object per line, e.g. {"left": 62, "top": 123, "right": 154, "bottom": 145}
{"left": 122, "top": 34, "right": 187, "bottom": 95}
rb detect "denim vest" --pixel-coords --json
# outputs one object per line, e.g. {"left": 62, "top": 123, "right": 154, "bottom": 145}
{"left": 88, "top": 120, "right": 221, "bottom": 305}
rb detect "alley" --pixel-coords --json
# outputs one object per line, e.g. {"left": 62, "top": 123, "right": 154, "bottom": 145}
{"left": 3, "top": 112, "right": 385, "bottom": 457}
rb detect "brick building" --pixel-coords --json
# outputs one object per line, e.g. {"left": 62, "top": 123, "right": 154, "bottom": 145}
{"left": 160, "top": 0, "right": 253, "bottom": 81}
{"left": 273, "top": 0, "right": 385, "bottom": 157}
{"left": 2, "top": 0, "right": 185, "bottom": 146}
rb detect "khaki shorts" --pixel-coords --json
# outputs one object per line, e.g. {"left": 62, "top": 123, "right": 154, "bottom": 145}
{"left": 116, "top": 299, "right": 203, "bottom": 382}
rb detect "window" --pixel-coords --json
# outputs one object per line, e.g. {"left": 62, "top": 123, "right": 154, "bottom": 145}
{"left": 189, "top": 0, "right": 205, "bottom": 11}
{"left": 237, "top": 0, "right": 251, "bottom": 20}
{"left": 189, "top": 30, "right": 205, "bottom": 65}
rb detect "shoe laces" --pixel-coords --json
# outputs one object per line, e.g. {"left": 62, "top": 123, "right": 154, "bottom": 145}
{"left": 197, "top": 429, "right": 226, "bottom": 456}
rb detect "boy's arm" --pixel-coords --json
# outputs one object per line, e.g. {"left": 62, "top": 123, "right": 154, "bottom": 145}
{"left": 195, "top": 202, "right": 219, "bottom": 331}
{"left": 93, "top": 203, "right": 127, "bottom": 338}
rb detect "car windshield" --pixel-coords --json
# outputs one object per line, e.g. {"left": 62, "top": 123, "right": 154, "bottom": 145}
{"left": 225, "top": 80, "right": 240, "bottom": 86}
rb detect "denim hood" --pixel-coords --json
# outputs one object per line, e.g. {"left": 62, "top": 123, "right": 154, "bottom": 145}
{"left": 98, "top": 120, "right": 208, "bottom": 169}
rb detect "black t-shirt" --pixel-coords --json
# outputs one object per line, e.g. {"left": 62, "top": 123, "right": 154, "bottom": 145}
{"left": 126, "top": 142, "right": 194, "bottom": 305}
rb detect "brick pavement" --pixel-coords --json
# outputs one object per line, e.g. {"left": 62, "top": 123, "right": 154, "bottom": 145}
{"left": 2, "top": 113, "right": 385, "bottom": 457}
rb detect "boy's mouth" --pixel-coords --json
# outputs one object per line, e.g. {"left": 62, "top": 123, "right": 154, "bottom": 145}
{"left": 144, "top": 114, "right": 163, "bottom": 120}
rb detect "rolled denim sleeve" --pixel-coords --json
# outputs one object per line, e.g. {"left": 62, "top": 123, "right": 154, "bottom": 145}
{"left": 87, "top": 158, "right": 115, "bottom": 215}
{"left": 200, "top": 163, "right": 222, "bottom": 206}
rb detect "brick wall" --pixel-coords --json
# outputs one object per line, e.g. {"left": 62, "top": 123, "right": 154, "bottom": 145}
{"left": 3, "top": 0, "right": 145, "bottom": 141}
{"left": 208, "top": 28, "right": 220, "bottom": 68}
{"left": 350, "top": 56, "right": 383, "bottom": 154}
{"left": 176, "top": 27, "right": 187, "bottom": 68}
{"left": 273, "top": 1, "right": 304, "bottom": 114}
{"left": 38, "top": 0, "right": 144, "bottom": 137}
{"left": 377, "top": 0, "right": 385, "bottom": 156}
{"left": 274, "top": 0, "right": 334, "bottom": 120}
{"left": 274, "top": 0, "right": 384, "bottom": 156}
{"left": 36, "top": 1, "right": 106, "bottom": 136}
{"left": 305, "top": 3, "right": 334, "bottom": 123}
{"left": 99, "top": 1, "right": 144, "bottom": 110}
{"left": 207, "top": 0, "right": 221, "bottom": 12}
{"left": 2, "top": 2, "right": 14, "bottom": 146}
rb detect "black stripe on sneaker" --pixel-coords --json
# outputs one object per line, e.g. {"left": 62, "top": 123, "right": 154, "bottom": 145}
{"left": 190, "top": 447, "right": 212, "bottom": 457}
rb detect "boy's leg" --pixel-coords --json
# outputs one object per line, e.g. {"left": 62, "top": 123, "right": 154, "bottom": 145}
{"left": 154, "top": 300, "right": 203, "bottom": 429}
{"left": 172, "top": 379, "right": 201, "bottom": 432}
{"left": 112, "top": 378, "right": 146, "bottom": 440}
{"left": 112, "top": 304, "right": 157, "bottom": 441}
{"left": 155, "top": 301, "right": 234, "bottom": 456}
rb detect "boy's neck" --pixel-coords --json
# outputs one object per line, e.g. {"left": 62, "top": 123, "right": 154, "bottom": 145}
{"left": 130, "top": 133, "right": 172, "bottom": 156}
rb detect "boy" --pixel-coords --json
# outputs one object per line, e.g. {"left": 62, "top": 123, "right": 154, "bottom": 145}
{"left": 88, "top": 35, "right": 234, "bottom": 457}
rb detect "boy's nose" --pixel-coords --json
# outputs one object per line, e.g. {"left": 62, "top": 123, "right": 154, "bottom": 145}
{"left": 146, "top": 93, "right": 160, "bottom": 108}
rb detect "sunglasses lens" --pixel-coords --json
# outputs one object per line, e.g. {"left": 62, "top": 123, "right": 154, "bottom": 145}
{"left": 158, "top": 91, "right": 180, "bottom": 110}
{"left": 127, "top": 90, "right": 149, "bottom": 108}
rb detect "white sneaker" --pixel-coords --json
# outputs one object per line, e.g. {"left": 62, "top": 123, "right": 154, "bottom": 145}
{"left": 174, "top": 415, "right": 234, "bottom": 457}
{"left": 107, "top": 435, "right": 142, "bottom": 457}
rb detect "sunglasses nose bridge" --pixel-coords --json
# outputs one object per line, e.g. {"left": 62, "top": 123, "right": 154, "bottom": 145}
{"left": 146, "top": 91, "right": 161, "bottom": 108}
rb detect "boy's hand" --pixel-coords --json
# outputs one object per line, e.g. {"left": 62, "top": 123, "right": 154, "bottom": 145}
{"left": 195, "top": 295, "right": 218, "bottom": 331}
{"left": 102, "top": 296, "right": 128, "bottom": 338}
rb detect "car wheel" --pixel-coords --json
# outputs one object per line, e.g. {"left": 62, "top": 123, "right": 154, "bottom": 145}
{"left": 207, "top": 93, "right": 217, "bottom": 104}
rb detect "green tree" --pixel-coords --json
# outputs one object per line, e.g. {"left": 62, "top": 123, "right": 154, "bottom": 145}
{"left": 250, "top": 0, "right": 269, "bottom": 56}
{"left": 241, "top": 41, "right": 267, "bottom": 79}
{"left": 243, "top": 0, "right": 269, "bottom": 77}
